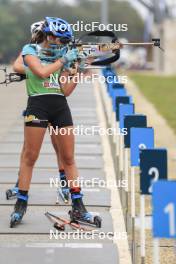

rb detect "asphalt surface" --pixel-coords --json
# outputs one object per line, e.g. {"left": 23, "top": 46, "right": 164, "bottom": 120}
{"left": 0, "top": 81, "right": 120, "bottom": 264}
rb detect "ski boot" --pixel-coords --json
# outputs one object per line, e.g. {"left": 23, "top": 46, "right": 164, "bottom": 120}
{"left": 69, "top": 189, "right": 102, "bottom": 228}
{"left": 10, "top": 194, "right": 28, "bottom": 228}
{"left": 6, "top": 180, "right": 19, "bottom": 200}
{"left": 6, "top": 187, "right": 19, "bottom": 200}
{"left": 56, "top": 170, "right": 70, "bottom": 204}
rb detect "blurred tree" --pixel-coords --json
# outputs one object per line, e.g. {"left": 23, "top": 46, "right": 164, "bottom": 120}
{"left": 0, "top": 4, "right": 24, "bottom": 62}
{"left": 108, "top": 1, "right": 144, "bottom": 40}
{"left": 0, "top": 0, "right": 144, "bottom": 62}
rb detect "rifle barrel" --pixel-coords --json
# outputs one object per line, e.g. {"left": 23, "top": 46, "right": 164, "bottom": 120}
{"left": 123, "top": 42, "right": 154, "bottom": 46}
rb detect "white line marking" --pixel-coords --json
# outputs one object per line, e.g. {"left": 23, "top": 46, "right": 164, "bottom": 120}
{"left": 25, "top": 243, "right": 103, "bottom": 249}
{"left": 26, "top": 243, "right": 64, "bottom": 248}
{"left": 64, "top": 243, "right": 103, "bottom": 249}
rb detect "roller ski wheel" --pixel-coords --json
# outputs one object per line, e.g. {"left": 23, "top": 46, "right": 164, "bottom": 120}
{"left": 10, "top": 195, "right": 28, "bottom": 228}
{"left": 54, "top": 222, "right": 65, "bottom": 231}
{"left": 56, "top": 187, "right": 69, "bottom": 204}
{"left": 69, "top": 192, "right": 102, "bottom": 228}
{"left": 10, "top": 213, "right": 21, "bottom": 228}
{"left": 93, "top": 216, "right": 102, "bottom": 228}
{"left": 6, "top": 187, "right": 18, "bottom": 200}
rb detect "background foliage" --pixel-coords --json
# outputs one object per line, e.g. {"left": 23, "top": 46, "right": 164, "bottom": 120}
{"left": 0, "top": 0, "right": 144, "bottom": 62}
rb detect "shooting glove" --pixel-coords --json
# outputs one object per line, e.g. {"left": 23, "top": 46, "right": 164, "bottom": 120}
{"left": 62, "top": 48, "right": 79, "bottom": 64}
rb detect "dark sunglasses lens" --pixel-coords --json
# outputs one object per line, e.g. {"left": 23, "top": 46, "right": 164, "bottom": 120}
{"left": 60, "top": 37, "right": 70, "bottom": 44}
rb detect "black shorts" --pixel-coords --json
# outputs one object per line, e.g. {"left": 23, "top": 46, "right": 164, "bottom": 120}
{"left": 24, "top": 95, "right": 73, "bottom": 128}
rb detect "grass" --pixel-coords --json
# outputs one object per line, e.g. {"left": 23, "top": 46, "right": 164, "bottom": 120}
{"left": 129, "top": 73, "right": 176, "bottom": 133}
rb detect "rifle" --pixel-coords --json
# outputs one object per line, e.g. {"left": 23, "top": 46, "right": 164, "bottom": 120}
{"left": 0, "top": 67, "right": 26, "bottom": 86}
{"left": 0, "top": 30, "right": 164, "bottom": 85}
{"left": 40, "top": 30, "right": 164, "bottom": 71}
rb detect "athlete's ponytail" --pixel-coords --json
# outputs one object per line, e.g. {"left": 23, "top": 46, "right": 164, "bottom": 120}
{"left": 30, "top": 31, "right": 45, "bottom": 44}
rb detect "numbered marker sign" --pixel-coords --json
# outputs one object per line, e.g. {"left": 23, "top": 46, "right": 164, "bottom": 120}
{"left": 130, "top": 127, "right": 154, "bottom": 166}
{"left": 119, "top": 103, "right": 134, "bottom": 129}
{"left": 115, "top": 96, "right": 130, "bottom": 121}
{"left": 110, "top": 83, "right": 125, "bottom": 96}
{"left": 112, "top": 89, "right": 127, "bottom": 111}
{"left": 102, "top": 67, "right": 115, "bottom": 77}
{"left": 140, "top": 149, "right": 167, "bottom": 195}
{"left": 124, "top": 115, "right": 147, "bottom": 148}
{"left": 153, "top": 180, "right": 176, "bottom": 238}
{"left": 108, "top": 82, "right": 122, "bottom": 96}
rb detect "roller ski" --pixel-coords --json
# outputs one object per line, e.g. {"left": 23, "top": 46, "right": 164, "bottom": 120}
{"left": 56, "top": 171, "right": 70, "bottom": 204}
{"left": 45, "top": 211, "right": 94, "bottom": 232}
{"left": 69, "top": 191, "right": 102, "bottom": 228}
{"left": 10, "top": 194, "right": 28, "bottom": 228}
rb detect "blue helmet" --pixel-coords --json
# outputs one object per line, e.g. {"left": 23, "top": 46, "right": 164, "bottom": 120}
{"left": 43, "top": 17, "right": 73, "bottom": 42}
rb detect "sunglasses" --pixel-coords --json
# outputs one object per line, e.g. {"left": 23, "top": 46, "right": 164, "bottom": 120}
{"left": 48, "top": 33, "right": 71, "bottom": 44}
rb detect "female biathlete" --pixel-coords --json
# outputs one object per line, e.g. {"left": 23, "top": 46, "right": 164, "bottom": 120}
{"left": 10, "top": 17, "right": 100, "bottom": 227}
{"left": 6, "top": 21, "right": 69, "bottom": 203}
